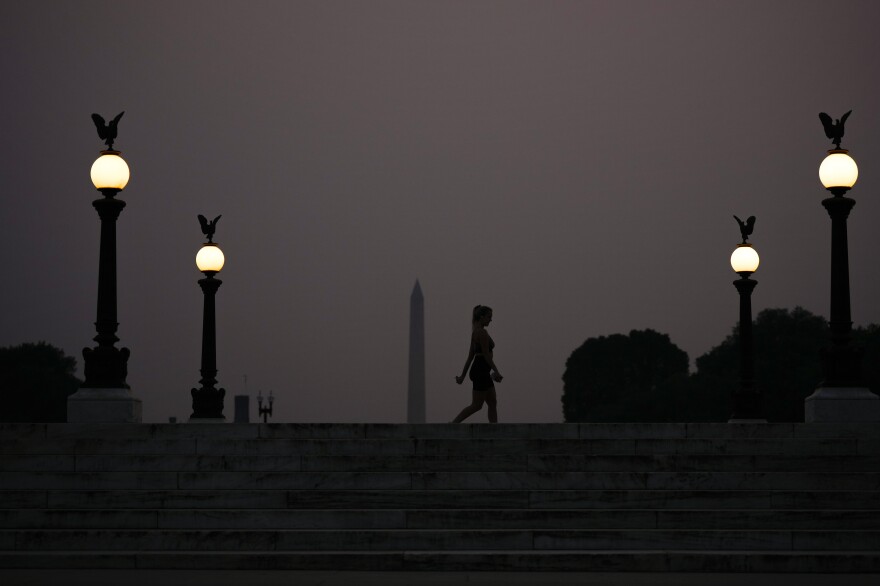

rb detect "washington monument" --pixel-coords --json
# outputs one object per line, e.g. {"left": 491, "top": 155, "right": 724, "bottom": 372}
{"left": 407, "top": 280, "right": 425, "bottom": 423}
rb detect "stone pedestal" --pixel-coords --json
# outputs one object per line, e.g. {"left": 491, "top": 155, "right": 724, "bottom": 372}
{"left": 67, "top": 387, "right": 142, "bottom": 423}
{"left": 805, "top": 387, "right": 880, "bottom": 423}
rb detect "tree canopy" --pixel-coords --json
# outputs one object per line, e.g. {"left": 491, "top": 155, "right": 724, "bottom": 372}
{"left": 562, "top": 329, "right": 689, "bottom": 422}
{"left": 691, "top": 307, "right": 829, "bottom": 422}
{"left": 562, "top": 307, "right": 880, "bottom": 422}
{"left": 0, "top": 342, "right": 81, "bottom": 422}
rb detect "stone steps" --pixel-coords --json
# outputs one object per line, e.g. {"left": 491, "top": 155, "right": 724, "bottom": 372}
{"left": 5, "top": 489, "right": 880, "bottom": 509}
{"left": 4, "top": 454, "right": 880, "bottom": 472}
{"left": 10, "top": 490, "right": 880, "bottom": 510}
{"left": 5, "top": 422, "right": 879, "bottom": 438}
{"left": 3, "top": 438, "right": 877, "bottom": 456}
{"left": 1, "top": 423, "right": 879, "bottom": 572}
{"left": 5, "top": 528, "right": 880, "bottom": 550}
{"left": 2, "top": 550, "right": 880, "bottom": 573}
{"left": 3, "top": 471, "right": 879, "bottom": 490}
{"left": 3, "top": 509, "right": 880, "bottom": 530}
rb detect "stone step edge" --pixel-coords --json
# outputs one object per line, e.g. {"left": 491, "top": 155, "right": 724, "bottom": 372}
{"left": 1, "top": 550, "right": 879, "bottom": 572}
{"left": 5, "top": 529, "right": 880, "bottom": 538}
{"left": 5, "top": 529, "right": 880, "bottom": 545}
{"left": 8, "top": 490, "right": 880, "bottom": 510}
{"left": 4, "top": 422, "right": 880, "bottom": 438}
{"left": 6, "top": 524, "right": 880, "bottom": 532}
{"left": 6, "top": 504, "right": 880, "bottom": 508}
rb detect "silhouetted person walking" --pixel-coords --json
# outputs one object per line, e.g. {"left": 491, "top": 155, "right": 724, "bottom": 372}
{"left": 453, "top": 305, "right": 503, "bottom": 423}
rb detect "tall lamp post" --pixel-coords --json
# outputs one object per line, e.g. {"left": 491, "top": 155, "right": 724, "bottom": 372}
{"left": 68, "top": 112, "right": 142, "bottom": 423}
{"left": 805, "top": 111, "right": 880, "bottom": 422}
{"left": 729, "top": 215, "right": 764, "bottom": 423}
{"left": 190, "top": 215, "right": 226, "bottom": 421}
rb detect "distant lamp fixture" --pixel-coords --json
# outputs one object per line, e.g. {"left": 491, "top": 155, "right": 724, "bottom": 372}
{"left": 730, "top": 244, "right": 760, "bottom": 276}
{"left": 731, "top": 214, "right": 759, "bottom": 277}
{"left": 89, "top": 112, "right": 129, "bottom": 193}
{"left": 90, "top": 152, "right": 130, "bottom": 191}
{"left": 257, "top": 390, "right": 274, "bottom": 423}
{"left": 818, "top": 110, "right": 858, "bottom": 195}
{"left": 190, "top": 214, "right": 226, "bottom": 421}
{"left": 819, "top": 151, "right": 858, "bottom": 192}
{"left": 196, "top": 244, "right": 225, "bottom": 274}
{"left": 729, "top": 214, "right": 763, "bottom": 422}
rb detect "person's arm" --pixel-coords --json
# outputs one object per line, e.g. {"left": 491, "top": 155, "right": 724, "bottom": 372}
{"left": 455, "top": 341, "right": 475, "bottom": 384}
{"left": 476, "top": 330, "right": 503, "bottom": 381}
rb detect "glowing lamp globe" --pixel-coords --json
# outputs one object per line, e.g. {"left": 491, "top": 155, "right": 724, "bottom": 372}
{"left": 819, "top": 151, "right": 858, "bottom": 190}
{"left": 90, "top": 153, "right": 130, "bottom": 190}
{"left": 196, "top": 244, "right": 225, "bottom": 273}
{"left": 731, "top": 244, "right": 759, "bottom": 275}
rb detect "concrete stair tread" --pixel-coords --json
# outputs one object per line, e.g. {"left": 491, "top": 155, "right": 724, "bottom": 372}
{"left": 2, "top": 550, "right": 880, "bottom": 572}
{"left": 4, "top": 422, "right": 880, "bottom": 440}
{"left": 5, "top": 548, "right": 880, "bottom": 553}
{"left": 5, "top": 471, "right": 879, "bottom": 492}
{"left": 7, "top": 490, "right": 880, "bottom": 510}
{"left": 2, "top": 437, "right": 876, "bottom": 455}
{"left": 5, "top": 453, "right": 880, "bottom": 473}
{"left": 6, "top": 528, "right": 880, "bottom": 553}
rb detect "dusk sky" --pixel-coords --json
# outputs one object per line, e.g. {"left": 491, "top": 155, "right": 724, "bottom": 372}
{"left": 1, "top": 1, "right": 879, "bottom": 423}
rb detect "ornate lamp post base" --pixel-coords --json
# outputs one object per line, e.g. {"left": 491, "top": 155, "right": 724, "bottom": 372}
{"left": 189, "top": 386, "right": 227, "bottom": 422}
{"left": 805, "top": 387, "right": 880, "bottom": 422}
{"left": 69, "top": 345, "right": 142, "bottom": 423}
{"left": 67, "top": 387, "right": 142, "bottom": 423}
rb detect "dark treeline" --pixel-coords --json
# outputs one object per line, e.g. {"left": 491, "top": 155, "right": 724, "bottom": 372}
{"left": 562, "top": 307, "right": 880, "bottom": 423}
{"left": 0, "top": 342, "right": 81, "bottom": 422}
{"left": 4, "top": 310, "right": 877, "bottom": 424}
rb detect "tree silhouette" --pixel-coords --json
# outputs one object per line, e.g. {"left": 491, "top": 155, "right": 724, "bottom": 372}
{"left": 0, "top": 342, "right": 81, "bottom": 422}
{"left": 562, "top": 307, "right": 880, "bottom": 423}
{"left": 692, "top": 307, "right": 828, "bottom": 422}
{"left": 562, "top": 329, "right": 689, "bottom": 422}
{"left": 854, "top": 323, "right": 880, "bottom": 397}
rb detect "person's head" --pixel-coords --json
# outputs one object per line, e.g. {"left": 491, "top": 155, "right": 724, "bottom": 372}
{"left": 472, "top": 305, "right": 493, "bottom": 326}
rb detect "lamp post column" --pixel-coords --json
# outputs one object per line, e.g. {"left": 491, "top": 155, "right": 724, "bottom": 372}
{"left": 83, "top": 188, "right": 130, "bottom": 387}
{"left": 191, "top": 274, "right": 225, "bottom": 419}
{"left": 821, "top": 193, "right": 860, "bottom": 386}
{"left": 731, "top": 276, "right": 760, "bottom": 421}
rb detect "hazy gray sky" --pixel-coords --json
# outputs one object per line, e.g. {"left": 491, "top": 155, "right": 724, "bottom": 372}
{"left": 2, "top": 1, "right": 879, "bottom": 423}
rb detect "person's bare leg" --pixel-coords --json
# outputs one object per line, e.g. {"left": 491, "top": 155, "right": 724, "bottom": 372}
{"left": 486, "top": 388, "right": 498, "bottom": 423}
{"left": 453, "top": 391, "right": 486, "bottom": 423}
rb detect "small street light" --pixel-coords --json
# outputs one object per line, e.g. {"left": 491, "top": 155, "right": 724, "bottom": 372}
{"left": 257, "top": 390, "right": 274, "bottom": 423}
{"left": 729, "top": 215, "right": 764, "bottom": 422}
{"left": 190, "top": 215, "right": 226, "bottom": 421}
